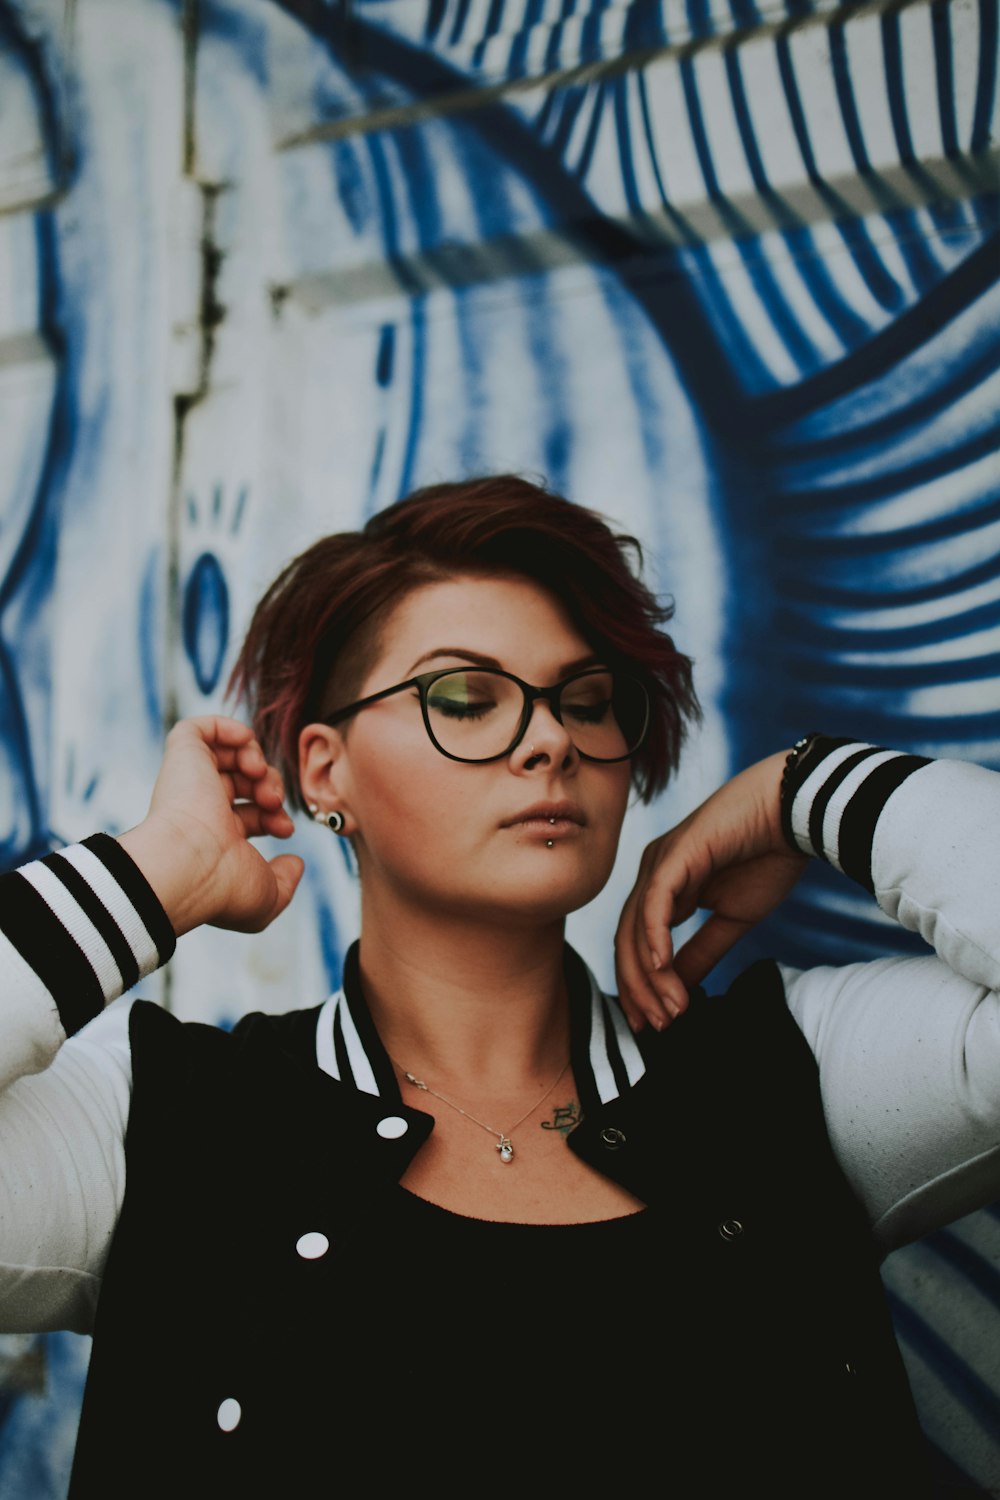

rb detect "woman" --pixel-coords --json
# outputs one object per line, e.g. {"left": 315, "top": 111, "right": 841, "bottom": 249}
{"left": 1, "top": 476, "right": 997, "bottom": 1497}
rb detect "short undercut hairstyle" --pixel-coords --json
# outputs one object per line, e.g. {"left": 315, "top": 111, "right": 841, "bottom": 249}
{"left": 230, "top": 474, "right": 699, "bottom": 808}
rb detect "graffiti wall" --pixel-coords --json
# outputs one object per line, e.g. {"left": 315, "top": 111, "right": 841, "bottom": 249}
{"left": 0, "top": 0, "right": 997, "bottom": 1490}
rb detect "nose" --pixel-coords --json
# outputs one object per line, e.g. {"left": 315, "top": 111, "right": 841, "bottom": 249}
{"left": 509, "top": 696, "right": 577, "bottom": 771}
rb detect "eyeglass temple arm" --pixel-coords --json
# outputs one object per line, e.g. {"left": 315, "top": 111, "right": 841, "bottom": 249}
{"left": 322, "top": 678, "right": 416, "bottom": 727}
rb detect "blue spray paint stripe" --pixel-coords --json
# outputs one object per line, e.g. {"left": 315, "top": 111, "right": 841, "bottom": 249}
{"left": 375, "top": 126, "right": 440, "bottom": 499}
{"left": 679, "top": 52, "right": 830, "bottom": 374}
{"left": 931, "top": 0, "right": 959, "bottom": 158}
{"left": 0, "top": 643, "right": 43, "bottom": 860}
{"left": 532, "top": 85, "right": 558, "bottom": 139}
{"left": 231, "top": 483, "right": 249, "bottom": 534}
{"left": 0, "top": 0, "right": 64, "bottom": 186}
{"left": 773, "top": 427, "right": 1000, "bottom": 513}
{"left": 773, "top": 595, "right": 1000, "bottom": 652}
{"left": 769, "top": 224, "right": 881, "bottom": 348}
{"left": 773, "top": 890, "right": 936, "bottom": 954}
{"left": 399, "top": 297, "right": 426, "bottom": 500}
{"left": 279, "top": 0, "right": 754, "bottom": 420}
{"left": 723, "top": 47, "right": 770, "bottom": 197}
{"left": 679, "top": 55, "right": 722, "bottom": 200}
{"left": 684, "top": 0, "right": 715, "bottom": 41}
{"left": 624, "top": 0, "right": 667, "bottom": 50}
{"left": 782, "top": 651, "right": 1000, "bottom": 689}
{"left": 779, "top": 504, "right": 1000, "bottom": 558}
{"left": 424, "top": 0, "right": 448, "bottom": 42}
{"left": 612, "top": 75, "right": 643, "bottom": 212}
{"left": 139, "top": 547, "right": 163, "bottom": 737}
{"left": 361, "top": 130, "right": 422, "bottom": 297}
{"left": 635, "top": 69, "right": 699, "bottom": 242}
{"left": 881, "top": 11, "right": 915, "bottom": 164}
{"left": 777, "top": 702, "right": 1000, "bottom": 742}
{"left": 550, "top": 84, "right": 589, "bottom": 158}
{"left": 773, "top": 342, "right": 1000, "bottom": 458}
{"left": 739, "top": 233, "right": 1000, "bottom": 432}
{"left": 779, "top": 552, "right": 1000, "bottom": 607}
{"left": 543, "top": 15, "right": 566, "bottom": 71}
{"left": 360, "top": 128, "right": 424, "bottom": 507}
{"left": 470, "top": 0, "right": 506, "bottom": 69}
{"left": 775, "top": 33, "right": 904, "bottom": 313}
{"left": 574, "top": 81, "right": 607, "bottom": 181}
{"left": 728, "top": 0, "right": 763, "bottom": 26}
{"left": 721, "top": 46, "right": 876, "bottom": 353}
{"left": 829, "top": 22, "right": 872, "bottom": 174}
{"left": 775, "top": 33, "right": 821, "bottom": 182}
{"left": 972, "top": 0, "right": 999, "bottom": 152}
{"left": 0, "top": 204, "right": 68, "bottom": 858}
{"left": 509, "top": 0, "right": 546, "bottom": 74}
{"left": 881, "top": 204, "right": 950, "bottom": 296}
{"left": 447, "top": 0, "right": 473, "bottom": 48}
{"left": 369, "top": 426, "right": 387, "bottom": 491}
{"left": 885, "top": 1287, "right": 1000, "bottom": 1442}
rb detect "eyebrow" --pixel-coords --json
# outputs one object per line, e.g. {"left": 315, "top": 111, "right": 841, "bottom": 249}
{"left": 406, "top": 647, "right": 602, "bottom": 676}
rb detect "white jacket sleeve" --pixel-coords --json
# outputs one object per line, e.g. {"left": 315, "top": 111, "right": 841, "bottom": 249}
{"left": 0, "top": 835, "right": 174, "bottom": 1332}
{"left": 779, "top": 743, "right": 1000, "bottom": 1257}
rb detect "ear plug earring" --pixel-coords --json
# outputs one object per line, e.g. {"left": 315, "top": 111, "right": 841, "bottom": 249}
{"left": 308, "top": 804, "right": 345, "bottom": 834}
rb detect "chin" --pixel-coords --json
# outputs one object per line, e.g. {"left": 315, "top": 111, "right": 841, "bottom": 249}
{"left": 473, "top": 862, "right": 612, "bottom": 926}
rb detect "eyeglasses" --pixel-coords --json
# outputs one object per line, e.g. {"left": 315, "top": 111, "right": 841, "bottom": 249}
{"left": 323, "top": 666, "right": 650, "bottom": 765}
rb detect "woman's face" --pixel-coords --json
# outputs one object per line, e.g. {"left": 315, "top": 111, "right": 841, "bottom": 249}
{"left": 300, "top": 574, "right": 633, "bottom": 927}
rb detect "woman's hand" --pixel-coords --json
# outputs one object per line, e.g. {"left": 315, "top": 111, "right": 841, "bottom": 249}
{"left": 614, "top": 751, "right": 808, "bottom": 1032}
{"left": 116, "top": 716, "right": 304, "bottom": 937}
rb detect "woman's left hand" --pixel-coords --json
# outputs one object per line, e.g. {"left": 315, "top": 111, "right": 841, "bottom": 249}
{"left": 614, "top": 751, "right": 809, "bottom": 1032}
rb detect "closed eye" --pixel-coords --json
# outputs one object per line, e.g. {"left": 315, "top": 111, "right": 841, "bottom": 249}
{"left": 428, "top": 697, "right": 496, "bottom": 720}
{"left": 563, "top": 699, "right": 613, "bottom": 724}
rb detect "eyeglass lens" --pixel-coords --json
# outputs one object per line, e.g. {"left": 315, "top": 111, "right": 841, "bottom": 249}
{"left": 423, "top": 669, "right": 646, "bottom": 761}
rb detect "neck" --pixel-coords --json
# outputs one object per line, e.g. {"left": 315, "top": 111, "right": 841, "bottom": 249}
{"left": 357, "top": 892, "right": 571, "bottom": 1091}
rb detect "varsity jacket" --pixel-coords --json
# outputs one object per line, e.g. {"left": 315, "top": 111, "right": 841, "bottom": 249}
{"left": 1, "top": 741, "right": 998, "bottom": 1497}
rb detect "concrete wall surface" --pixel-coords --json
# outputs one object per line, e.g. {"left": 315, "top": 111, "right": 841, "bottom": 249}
{"left": 0, "top": 0, "right": 997, "bottom": 1491}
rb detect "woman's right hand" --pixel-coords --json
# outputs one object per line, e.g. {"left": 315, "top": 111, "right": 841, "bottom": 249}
{"left": 116, "top": 716, "right": 304, "bottom": 937}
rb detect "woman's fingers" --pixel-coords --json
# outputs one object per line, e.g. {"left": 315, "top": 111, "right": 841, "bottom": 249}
{"left": 615, "top": 881, "right": 681, "bottom": 1032}
{"left": 233, "top": 802, "right": 295, "bottom": 840}
{"left": 672, "top": 914, "right": 749, "bottom": 989}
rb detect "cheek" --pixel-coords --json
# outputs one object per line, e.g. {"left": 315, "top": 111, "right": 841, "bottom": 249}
{"left": 347, "top": 729, "right": 474, "bottom": 857}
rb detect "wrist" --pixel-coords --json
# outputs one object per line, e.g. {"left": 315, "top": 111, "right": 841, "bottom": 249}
{"left": 116, "top": 814, "right": 222, "bottom": 938}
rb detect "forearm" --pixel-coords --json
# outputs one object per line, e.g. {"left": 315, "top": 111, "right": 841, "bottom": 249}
{"left": 782, "top": 741, "right": 1000, "bottom": 1252}
{"left": 783, "top": 736, "right": 999, "bottom": 987}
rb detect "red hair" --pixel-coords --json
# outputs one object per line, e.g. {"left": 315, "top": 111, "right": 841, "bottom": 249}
{"left": 229, "top": 475, "right": 699, "bottom": 806}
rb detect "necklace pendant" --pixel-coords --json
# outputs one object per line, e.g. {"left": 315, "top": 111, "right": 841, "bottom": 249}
{"left": 497, "top": 1138, "right": 514, "bottom": 1164}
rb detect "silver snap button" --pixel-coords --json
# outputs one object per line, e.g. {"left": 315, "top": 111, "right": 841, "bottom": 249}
{"left": 718, "top": 1219, "right": 744, "bottom": 1240}
{"left": 296, "top": 1231, "right": 330, "bottom": 1260}
{"left": 600, "top": 1127, "right": 626, "bottom": 1150}
{"left": 217, "top": 1397, "right": 241, "bottom": 1432}
{"left": 376, "top": 1116, "right": 408, "bottom": 1139}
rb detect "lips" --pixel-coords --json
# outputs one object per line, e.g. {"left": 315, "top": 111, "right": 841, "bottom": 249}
{"left": 501, "top": 801, "right": 586, "bottom": 829}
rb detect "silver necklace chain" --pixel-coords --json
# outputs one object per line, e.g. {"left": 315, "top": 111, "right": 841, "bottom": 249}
{"left": 396, "top": 1056, "right": 571, "bottom": 1164}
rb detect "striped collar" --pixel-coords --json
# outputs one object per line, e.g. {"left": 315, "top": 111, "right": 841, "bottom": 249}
{"left": 315, "top": 940, "right": 647, "bottom": 1113}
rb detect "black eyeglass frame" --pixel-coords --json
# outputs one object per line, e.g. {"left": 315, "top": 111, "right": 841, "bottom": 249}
{"left": 322, "top": 665, "right": 651, "bottom": 765}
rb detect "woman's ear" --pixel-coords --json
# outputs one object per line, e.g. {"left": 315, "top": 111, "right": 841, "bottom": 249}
{"left": 299, "top": 723, "right": 354, "bottom": 831}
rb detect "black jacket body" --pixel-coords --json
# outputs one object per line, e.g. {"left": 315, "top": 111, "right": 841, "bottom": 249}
{"left": 69, "top": 947, "right": 928, "bottom": 1498}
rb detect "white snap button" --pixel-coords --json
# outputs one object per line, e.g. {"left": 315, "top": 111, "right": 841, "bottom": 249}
{"left": 296, "top": 1231, "right": 330, "bottom": 1260}
{"left": 217, "top": 1397, "right": 241, "bottom": 1432}
{"left": 376, "top": 1115, "right": 408, "bottom": 1139}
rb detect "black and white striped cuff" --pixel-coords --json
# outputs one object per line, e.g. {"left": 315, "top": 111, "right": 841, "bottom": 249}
{"left": 0, "top": 834, "right": 175, "bottom": 1036}
{"left": 781, "top": 737, "right": 930, "bottom": 893}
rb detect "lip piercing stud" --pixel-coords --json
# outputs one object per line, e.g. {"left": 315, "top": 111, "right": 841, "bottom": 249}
{"left": 545, "top": 839, "right": 555, "bottom": 848}
{"left": 548, "top": 817, "right": 556, "bottom": 825}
